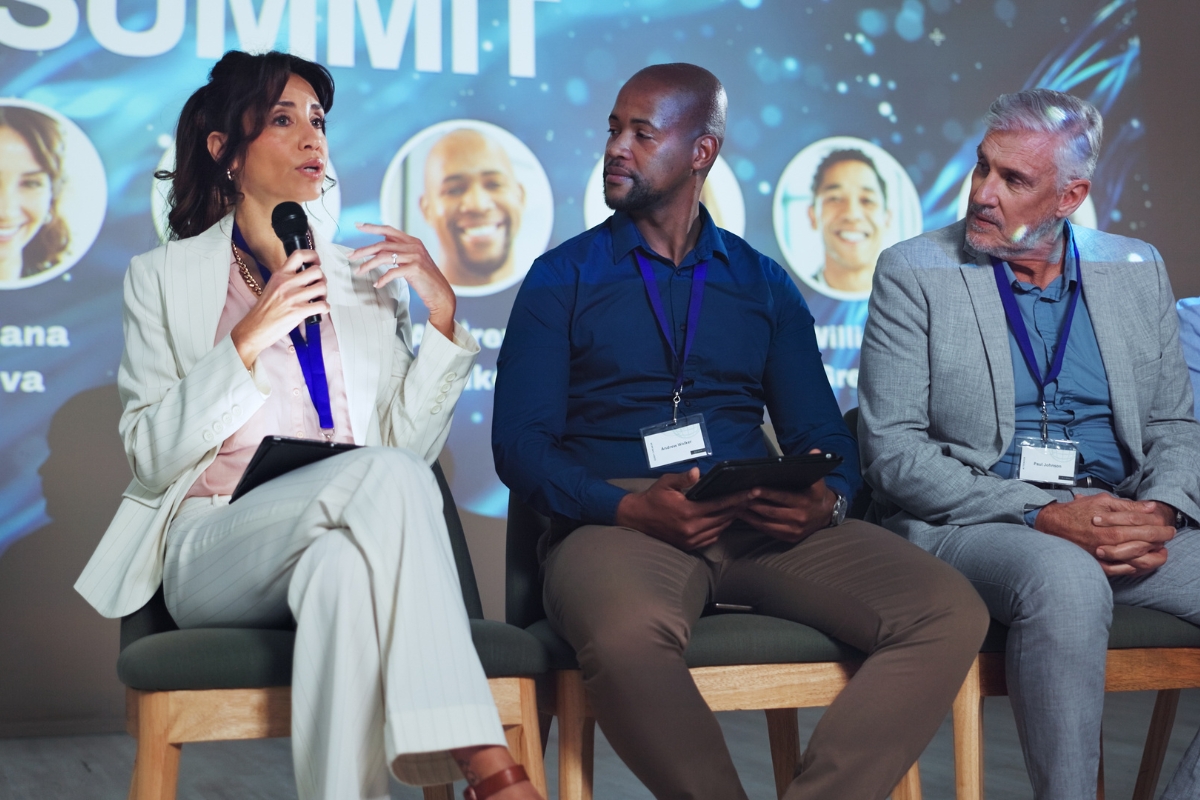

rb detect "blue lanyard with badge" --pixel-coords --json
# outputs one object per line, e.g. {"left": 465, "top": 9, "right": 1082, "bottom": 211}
{"left": 232, "top": 223, "right": 336, "bottom": 439}
{"left": 991, "top": 225, "right": 1082, "bottom": 485}
{"left": 635, "top": 251, "right": 714, "bottom": 469}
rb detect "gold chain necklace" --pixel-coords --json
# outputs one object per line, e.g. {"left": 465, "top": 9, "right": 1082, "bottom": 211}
{"left": 231, "top": 230, "right": 314, "bottom": 297}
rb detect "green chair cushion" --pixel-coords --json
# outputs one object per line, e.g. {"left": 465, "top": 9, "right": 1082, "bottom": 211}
{"left": 118, "top": 619, "right": 545, "bottom": 691}
{"left": 979, "top": 604, "right": 1200, "bottom": 654}
{"left": 527, "top": 613, "right": 864, "bottom": 672}
{"left": 470, "top": 619, "right": 548, "bottom": 677}
{"left": 118, "top": 628, "right": 295, "bottom": 691}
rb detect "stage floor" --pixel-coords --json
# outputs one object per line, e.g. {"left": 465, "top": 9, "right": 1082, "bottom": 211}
{"left": 1, "top": 691, "right": 1197, "bottom": 798}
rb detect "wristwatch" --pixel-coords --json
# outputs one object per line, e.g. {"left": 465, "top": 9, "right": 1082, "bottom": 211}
{"left": 828, "top": 491, "right": 848, "bottom": 527}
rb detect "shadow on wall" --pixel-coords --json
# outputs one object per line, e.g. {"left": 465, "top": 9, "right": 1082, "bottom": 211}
{"left": 0, "top": 384, "right": 129, "bottom": 737}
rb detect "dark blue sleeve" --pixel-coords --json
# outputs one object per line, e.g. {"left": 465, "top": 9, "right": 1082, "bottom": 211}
{"left": 760, "top": 263, "right": 862, "bottom": 503}
{"left": 492, "top": 257, "right": 628, "bottom": 524}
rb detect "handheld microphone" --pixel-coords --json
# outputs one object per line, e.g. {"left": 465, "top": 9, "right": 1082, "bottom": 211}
{"left": 271, "top": 202, "right": 321, "bottom": 325}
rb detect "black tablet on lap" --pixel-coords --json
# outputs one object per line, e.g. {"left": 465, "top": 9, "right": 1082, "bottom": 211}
{"left": 230, "top": 436, "right": 361, "bottom": 502}
{"left": 684, "top": 452, "right": 843, "bottom": 502}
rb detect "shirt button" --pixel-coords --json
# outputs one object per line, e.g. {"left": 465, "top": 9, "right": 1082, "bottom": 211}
{"left": 288, "top": 345, "right": 296, "bottom": 353}
{"left": 292, "top": 388, "right": 301, "bottom": 396}
{"left": 444, "top": 372, "right": 456, "bottom": 381}
{"left": 213, "top": 422, "right": 224, "bottom": 433}
{"left": 431, "top": 405, "right": 442, "bottom": 414}
{"left": 440, "top": 383, "right": 451, "bottom": 393}
{"left": 232, "top": 405, "right": 241, "bottom": 416}
{"left": 222, "top": 412, "right": 233, "bottom": 424}
{"left": 435, "top": 393, "right": 447, "bottom": 403}
{"left": 203, "top": 430, "right": 214, "bottom": 442}
{"left": 295, "top": 430, "right": 304, "bottom": 437}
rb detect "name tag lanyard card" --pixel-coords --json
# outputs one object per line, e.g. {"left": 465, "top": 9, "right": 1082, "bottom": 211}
{"left": 233, "top": 224, "right": 336, "bottom": 440}
{"left": 991, "top": 229, "right": 1082, "bottom": 486}
{"left": 636, "top": 251, "right": 714, "bottom": 469}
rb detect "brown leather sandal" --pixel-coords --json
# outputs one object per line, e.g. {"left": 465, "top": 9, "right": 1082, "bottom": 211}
{"left": 463, "top": 765, "right": 530, "bottom": 800}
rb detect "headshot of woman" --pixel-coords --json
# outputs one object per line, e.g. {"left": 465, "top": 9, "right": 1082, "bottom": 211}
{"left": 0, "top": 106, "right": 69, "bottom": 283}
{"left": 75, "top": 51, "right": 541, "bottom": 800}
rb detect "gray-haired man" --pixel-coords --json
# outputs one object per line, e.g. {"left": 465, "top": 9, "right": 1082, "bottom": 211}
{"left": 859, "top": 88, "right": 1200, "bottom": 799}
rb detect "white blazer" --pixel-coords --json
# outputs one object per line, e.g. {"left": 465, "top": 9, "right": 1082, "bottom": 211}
{"left": 75, "top": 214, "right": 479, "bottom": 619}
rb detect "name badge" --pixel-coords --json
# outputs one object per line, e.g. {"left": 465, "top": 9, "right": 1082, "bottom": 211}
{"left": 641, "top": 414, "right": 713, "bottom": 469}
{"left": 1018, "top": 439, "right": 1078, "bottom": 485}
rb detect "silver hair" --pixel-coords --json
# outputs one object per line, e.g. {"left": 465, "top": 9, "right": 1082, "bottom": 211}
{"left": 983, "top": 88, "right": 1103, "bottom": 186}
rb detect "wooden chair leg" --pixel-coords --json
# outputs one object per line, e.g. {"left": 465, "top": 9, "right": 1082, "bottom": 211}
{"left": 505, "top": 678, "right": 547, "bottom": 799}
{"left": 952, "top": 657, "right": 984, "bottom": 800}
{"left": 128, "top": 690, "right": 181, "bottom": 800}
{"left": 892, "top": 761, "right": 922, "bottom": 800}
{"left": 422, "top": 786, "right": 454, "bottom": 800}
{"left": 1132, "top": 688, "right": 1181, "bottom": 800}
{"left": 556, "top": 671, "right": 594, "bottom": 800}
{"left": 764, "top": 708, "right": 801, "bottom": 799}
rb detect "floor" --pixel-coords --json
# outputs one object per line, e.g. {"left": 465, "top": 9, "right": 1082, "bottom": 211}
{"left": 1, "top": 691, "right": 1197, "bottom": 799}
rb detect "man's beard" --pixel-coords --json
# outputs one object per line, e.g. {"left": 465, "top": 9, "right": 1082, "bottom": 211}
{"left": 603, "top": 169, "right": 668, "bottom": 213}
{"left": 965, "top": 203, "right": 1062, "bottom": 260}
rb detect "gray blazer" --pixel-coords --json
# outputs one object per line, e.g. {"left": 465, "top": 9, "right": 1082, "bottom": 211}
{"left": 858, "top": 220, "right": 1200, "bottom": 551}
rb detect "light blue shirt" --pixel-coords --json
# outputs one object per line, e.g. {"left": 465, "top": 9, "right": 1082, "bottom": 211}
{"left": 1179, "top": 297, "right": 1200, "bottom": 421}
{"left": 991, "top": 226, "right": 1131, "bottom": 496}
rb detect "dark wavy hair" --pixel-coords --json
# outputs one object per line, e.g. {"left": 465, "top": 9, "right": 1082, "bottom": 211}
{"left": 155, "top": 50, "right": 335, "bottom": 240}
{"left": 0, "top": 106, "right": 70, "bottom": 277}
{"left": 811, "top": 148, "right": 889, "bottom": 210}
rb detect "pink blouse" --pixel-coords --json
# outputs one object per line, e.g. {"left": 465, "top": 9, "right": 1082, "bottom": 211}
{"left": 186, "top": 255, "right": 355, "bottom": 498}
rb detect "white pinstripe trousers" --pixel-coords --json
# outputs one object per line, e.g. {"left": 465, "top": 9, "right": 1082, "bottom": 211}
{"left": 162, "top": 447, "right": 506, "bottom": 800}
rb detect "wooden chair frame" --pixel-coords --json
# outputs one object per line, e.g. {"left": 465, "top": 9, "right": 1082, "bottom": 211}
{"left": 547, "top": 662, "right": 922, "bottom": 800}
{"left": 951, "top": 647, "right": 1200, "bottom": 800}
{"left": 125, "top": 676, "right": 546, "bottom": 800}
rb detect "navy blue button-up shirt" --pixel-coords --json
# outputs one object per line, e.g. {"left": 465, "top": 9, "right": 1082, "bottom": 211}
{"left": 992, "top": 224, "right": 1131, "bottom": 488}
{"left": 493, "top": 207, "right": 858, "bottom": 525}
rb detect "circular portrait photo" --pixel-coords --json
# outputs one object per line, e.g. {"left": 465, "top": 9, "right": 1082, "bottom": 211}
{"left": 380, "top": 120, "right": 553, "bottom": 298}
{"left": 152, "top": 144, "right": 342, "bottom": 244}
{"left": 955, "top": 173, "right": 1098, "bottom": 230}
{"left": 773, "top": 137, "right": 921, "bottom": 301}
{"left": 0, "top": 100, "right": 107, "bottom": 291}
{"left": 584, "top": 154, "right": 746, "bottom": 236}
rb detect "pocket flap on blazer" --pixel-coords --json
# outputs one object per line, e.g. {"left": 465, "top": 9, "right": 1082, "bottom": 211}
{"left": 121, "top": 479, "right": 163, "bottom": 508}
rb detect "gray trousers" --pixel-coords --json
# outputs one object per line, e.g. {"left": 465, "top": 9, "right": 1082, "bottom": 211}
{"left": 544, "top": 514, "right": 990, "bottom": 800}
{"left": 924, "top": 488, "right": 1200, "bottom": 800}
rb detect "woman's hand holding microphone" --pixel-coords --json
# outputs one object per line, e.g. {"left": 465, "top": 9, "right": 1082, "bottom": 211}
{"left": 230, "top": 248, "right": 330, "bottom": 370}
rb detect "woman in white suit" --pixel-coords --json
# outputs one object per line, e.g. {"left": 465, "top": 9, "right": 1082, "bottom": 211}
{"left": 75, "top": 51, "right": 540, "bottom": 800}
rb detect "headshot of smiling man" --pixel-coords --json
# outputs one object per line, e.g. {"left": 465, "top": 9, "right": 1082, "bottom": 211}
{"left": 808, "top": 149, "right": 892, "bottom": 295}
{"left": 420, "top": 128, "right": 527, "bottom": 289}
{"left": 0, "top": 106, "right": 69, "bottom": 283}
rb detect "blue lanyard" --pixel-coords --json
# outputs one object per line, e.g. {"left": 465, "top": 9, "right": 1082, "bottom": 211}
{"left": 635, "top": 250, "right": 707, "bottom": 423}
{"left": 990, "top": 226, "right": 1083, "bottom": 441}
{"left": 232, "top": 223, "right": 335, "bottom": 434}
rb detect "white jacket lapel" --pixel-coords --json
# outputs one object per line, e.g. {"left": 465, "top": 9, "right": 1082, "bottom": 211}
{"left": 165, "top": 214, "right": 235, "bottom": 372}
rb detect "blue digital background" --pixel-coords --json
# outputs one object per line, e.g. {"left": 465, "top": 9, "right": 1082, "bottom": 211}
{"left": 0, "top": 0, "right": 1145, "bottom": 549}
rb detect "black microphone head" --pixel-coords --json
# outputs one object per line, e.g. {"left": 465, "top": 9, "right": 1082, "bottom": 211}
{"left": 271, "top": 202, "right": 308, "bottom": 240}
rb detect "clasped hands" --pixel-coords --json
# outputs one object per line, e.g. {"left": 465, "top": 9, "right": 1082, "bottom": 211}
{"left": 614, "top": 454, "right": 837, "bottom": 551}
{"left": 1034, "top": 493, "right": 1177, "bottom": 577}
